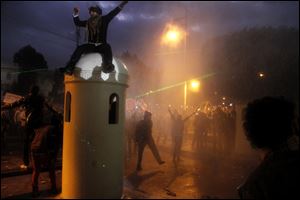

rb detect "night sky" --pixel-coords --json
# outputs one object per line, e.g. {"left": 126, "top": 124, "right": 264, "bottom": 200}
{"left": 1, "top": 1, "right": 299, "bottom": 68}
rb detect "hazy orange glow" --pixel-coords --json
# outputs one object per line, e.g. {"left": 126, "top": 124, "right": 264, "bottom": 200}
{"left": 161, "top": 24, "right": 186, "bottom": 48}
{"left": 190, "top": 80, "right": 200, "bottom": 92}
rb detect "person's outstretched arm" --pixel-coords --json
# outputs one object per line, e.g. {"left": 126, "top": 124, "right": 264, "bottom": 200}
{"left": 106, "top": 1, "right": 129, "bottom": 22}
{"left": 168, "top": 108, "right": 175, "bottom": 120}
{"left": 73, "top": 7, "right": 87, "bottom": 27}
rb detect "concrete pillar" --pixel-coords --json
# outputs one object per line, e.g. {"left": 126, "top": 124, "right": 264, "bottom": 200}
{"left": 61, "top": 53, "right": 129, "bottom": 198}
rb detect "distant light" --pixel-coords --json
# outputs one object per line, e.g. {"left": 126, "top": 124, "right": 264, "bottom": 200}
{"left": 190, "top": 80, "right": 200, "bottom": 92}
{"left": 191, "top": 80, "right": 200, "bottom": 88}
{"left": 222, "top": 97, "right": 226, "bottom": 100}
{"left": 161, "top": 24, "right": 185, "bottom": 47}
{"left": 222, "top": 102, "right": 225, "bottom": 105}
{"left": 258, "top": 72, "right": 265, "bottom": 78}
{"left": 167, "top": 31, "right": 179, "bottom": 41}
{"left": 229, "top": 103, "right": 233, "bottom": 107}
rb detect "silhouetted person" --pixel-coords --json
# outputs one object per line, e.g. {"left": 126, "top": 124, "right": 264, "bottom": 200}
{"left": 168, "top": 107, "right": 197, "bottom": 165}
{"left": 1, "top": 85, "right": 45, "bottom": 169}
{"left": 213, "top": 107, "right": 227, "bottom": 154}
{"left": 1, "top": 108, "right": 11, "bottom": 154}
{"left": 156, "top": 114, "right": 169, "bottom": 146}
{"left": 238, "top": 97, "right": 299, "bottom": 199}
{"left": 60, "top": 1, "right": 128, "bottom": 75}
{"left": 227, "top": 107, "right": 237, "bottom": 155}
{"left": 31, "top": 111, "right": 63, "bottom": 198}
{"left": 193, "top": 111, "right": 210, "bottom": 150}
{"left": 134, "top": 111, "right": 165, "bottom": 171}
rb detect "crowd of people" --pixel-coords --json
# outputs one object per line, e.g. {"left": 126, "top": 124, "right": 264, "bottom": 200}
{"left": 2, "top": 91, "right": 299, "bottom": 199}
{"left": 124, "top": 97, "right": 299, "bottom": 199}
{"left": 125, "top": 102, "right": 238, "bottom": 166}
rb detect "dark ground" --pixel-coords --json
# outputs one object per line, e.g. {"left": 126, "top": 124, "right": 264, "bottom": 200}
{"left": 1, "top": 134, "right": 259, "bottom": 199}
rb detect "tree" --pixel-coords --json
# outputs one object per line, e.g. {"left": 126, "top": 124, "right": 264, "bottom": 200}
{"left": 13, "top": 45, "right": 48, "bottom": 95}
{"left": 200, "top": 27, "right": 299, "bottom": 104}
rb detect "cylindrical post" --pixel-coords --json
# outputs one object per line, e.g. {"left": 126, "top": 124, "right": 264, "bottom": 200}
{"left": 184, "top": 81, "right": 187, "bottom": 110}
{"left": 61, "top": 54, "right": 129, "bottom": 199}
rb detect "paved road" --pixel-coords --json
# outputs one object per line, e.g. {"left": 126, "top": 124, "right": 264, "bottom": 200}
{"left": 1, "top": 141, "right": 258, "bottom": 199}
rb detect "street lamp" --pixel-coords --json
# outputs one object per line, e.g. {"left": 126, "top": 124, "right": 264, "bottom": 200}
{"left": 190, "top": 80, "right": 200, "bottom": 92}
{"left": 166, "top": 30, "right": 179, "bottom": 41}
{"left": 258, "top": 72, "right": 265, "bottom": 78}
{"left": 161, "top": 5, "right": 188, "bottom": 58}
{"left": 161, "top": 24, "right": 185, "bottom": 48}
{"left": 184, "top": 79, "right": 200, "bottom": 110}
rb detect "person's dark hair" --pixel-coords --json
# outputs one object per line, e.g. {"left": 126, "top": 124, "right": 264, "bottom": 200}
{"left": 89, "top": 6, "right": 102, "bottom": 15}
{"left": 243, "top": 96, "right": 296, "bottom": 150}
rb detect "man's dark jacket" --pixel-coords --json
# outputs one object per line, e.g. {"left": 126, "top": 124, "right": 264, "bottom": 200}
{"left": 73, "top": 7, "right": 121, "bottom": 44}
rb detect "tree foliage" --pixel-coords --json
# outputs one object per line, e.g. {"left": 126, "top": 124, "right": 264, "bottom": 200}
{"left": 12, "top": 45, "right": 48, "bottom": 95}
{"left": 201, "top": 26, "right": 299, "bottom": 104}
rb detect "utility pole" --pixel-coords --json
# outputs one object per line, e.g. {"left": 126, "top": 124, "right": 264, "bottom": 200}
{"left": 183, "top": 6, "right": 188, "bottom": 111}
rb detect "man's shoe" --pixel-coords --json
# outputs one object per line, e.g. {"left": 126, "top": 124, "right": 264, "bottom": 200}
{"left": 102, "top": 63, "right": 115, "bottom": 73}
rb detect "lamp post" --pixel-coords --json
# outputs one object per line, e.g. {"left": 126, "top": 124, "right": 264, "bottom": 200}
{"left": 184, "top": 81, "right": 187, "bottom": 110}
{"left": 184, "top": 79, "right": 200, "bottom": 110}
{"left": 161, "top": 8, "right": 189, "bottom": 110}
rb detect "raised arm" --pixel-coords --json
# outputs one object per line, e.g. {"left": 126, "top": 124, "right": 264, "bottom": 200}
{"left": 72, "top": 7, "right": 87, "bottom": 27}
{"left": 168, "top": 108, "right": 175, "bottom": 120}
{"left": 106, "top": 1, "right": 128, "bottom": 22}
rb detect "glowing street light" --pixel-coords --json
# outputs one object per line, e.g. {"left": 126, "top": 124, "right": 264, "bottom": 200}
{"left": 258, "top": 72, "right": 265, "bottom": 78}
{"left": 166, "top": 30, "right": 179, "bottom": 41}
{"left": 190, "top": 80, "right": 200, "bottom": 92}
{"left": 161, "top": 24, "right": 185, "bottom": 48}
{"left": 184, "top": 79, "right": 201, "bottom": 110}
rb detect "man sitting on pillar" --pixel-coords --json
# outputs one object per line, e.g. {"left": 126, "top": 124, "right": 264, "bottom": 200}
{"left": 60, "top": 1, "right": 128, "bottom": 75}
